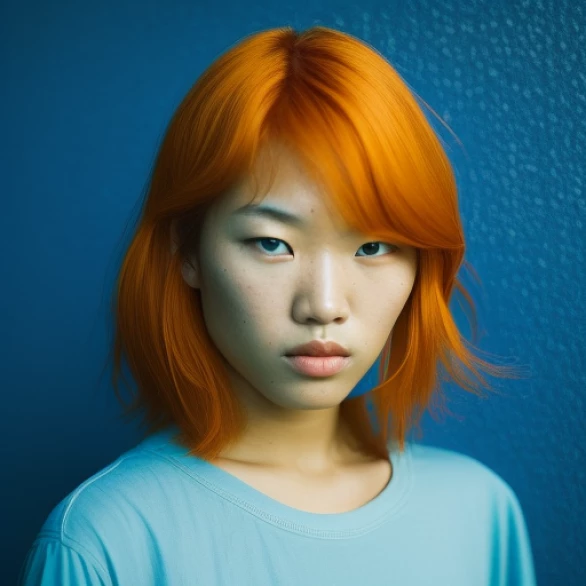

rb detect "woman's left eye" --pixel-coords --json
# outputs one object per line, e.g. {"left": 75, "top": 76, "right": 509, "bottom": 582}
{"left": 355, "top": 242, "right": 398, "bottom": 257}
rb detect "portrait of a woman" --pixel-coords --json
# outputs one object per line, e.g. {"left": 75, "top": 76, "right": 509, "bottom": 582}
{"left": 19, "top": 26, "right": 536, "bottom": 585}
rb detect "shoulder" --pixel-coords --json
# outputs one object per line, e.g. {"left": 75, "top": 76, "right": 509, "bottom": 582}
{"left": 36, "top": 435, "right": 183, "bottom": 555}
{"left": 22, "top": 434, "right": 196, "bottom": 584}
{"left": 408, "top": 442, "right": 512, "bottom": 484}
{"left": 405, "top": 442, "right": 524, "bottom": 511}
{"left": 398, "top": 443, "right": 536, "bottom": 583}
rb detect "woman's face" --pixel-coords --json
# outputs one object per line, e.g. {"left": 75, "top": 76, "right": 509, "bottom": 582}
{"left": 181, "top": 145, "right": 418, "bottom": 414}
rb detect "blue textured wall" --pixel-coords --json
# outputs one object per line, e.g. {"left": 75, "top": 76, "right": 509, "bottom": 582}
{"left": 2, "top": 1, "right": 584, "bottom": 584}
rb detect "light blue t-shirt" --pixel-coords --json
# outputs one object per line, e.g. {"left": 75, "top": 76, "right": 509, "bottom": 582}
{"left": 19, "top": 426, "right": 537, "bottom": 585}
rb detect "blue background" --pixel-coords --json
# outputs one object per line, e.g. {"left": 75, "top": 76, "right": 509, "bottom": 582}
{"left": 2, "top": 1, "right": 584, "bottom": 584}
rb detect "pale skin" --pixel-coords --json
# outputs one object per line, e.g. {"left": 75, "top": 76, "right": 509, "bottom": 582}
{"left": 173, "top": 142, "right": 418, "bottom": 512}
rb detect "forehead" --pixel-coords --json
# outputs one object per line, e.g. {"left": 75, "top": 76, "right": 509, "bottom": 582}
{"left": 217, "top": 143, "right": 348, "bottom": 228}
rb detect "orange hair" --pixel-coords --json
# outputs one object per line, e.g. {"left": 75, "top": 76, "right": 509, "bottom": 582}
{"left": 106, "top": 26, "right": 526, "bottom": 461}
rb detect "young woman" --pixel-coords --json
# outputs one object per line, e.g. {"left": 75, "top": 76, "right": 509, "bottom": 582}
{"left": 20, "top": 26, "right": 536, "bottom": 585}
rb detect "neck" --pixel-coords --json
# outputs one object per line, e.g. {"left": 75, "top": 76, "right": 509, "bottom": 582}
{"left": 215, "top": 414, "right": 365, "bottom": 474}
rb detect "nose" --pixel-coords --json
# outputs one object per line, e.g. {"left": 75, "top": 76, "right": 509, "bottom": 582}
{"left": 291, "top": 254, "right": 350, "bottom": 325}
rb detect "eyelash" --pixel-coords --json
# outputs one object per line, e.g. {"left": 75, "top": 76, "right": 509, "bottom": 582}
{"left": 244, "top": 237, "right": 399, "bottom": 257}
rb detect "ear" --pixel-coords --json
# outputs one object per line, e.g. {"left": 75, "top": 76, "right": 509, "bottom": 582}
{"left": 171, "top": 219, "right": 201, "bottom": 290}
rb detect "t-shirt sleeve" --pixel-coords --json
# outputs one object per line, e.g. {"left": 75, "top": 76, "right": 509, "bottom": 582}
{"left": 18, "top": 538, "right": 110, "bottom": 586}
{"left": 495, "top": 484, "right": 537, "bottom": 586}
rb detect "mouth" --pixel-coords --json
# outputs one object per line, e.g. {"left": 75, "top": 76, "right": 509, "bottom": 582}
{"left": 283, "top": 355, "right": 351, "bottom": 378}
{"left": 284, "top": 340, "right": 350, "bottom": 358}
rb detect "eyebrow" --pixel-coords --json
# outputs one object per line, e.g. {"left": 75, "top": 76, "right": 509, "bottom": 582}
{"left": 230, "top": 203, "right": 305, "bottom": 227}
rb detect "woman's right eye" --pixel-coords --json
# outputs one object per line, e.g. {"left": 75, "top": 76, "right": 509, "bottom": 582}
{"left": 245, "top": 237, "right": 293, "bottom": 256}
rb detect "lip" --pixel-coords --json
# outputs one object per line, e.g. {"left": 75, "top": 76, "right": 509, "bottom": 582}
{"left": 284, "top": 340, "right": 350, "bottom": 358}
{"left": 284, "top": 356, "right": 351, "bottom": 377}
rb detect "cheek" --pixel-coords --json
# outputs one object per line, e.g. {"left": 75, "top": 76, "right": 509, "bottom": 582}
{"left": 201, "top": 268, "right": 248, "bottom": 323}
{"left": 362, "top": 270, "right": 415, "bottom": 326}
{"left": 200, "top": 264, "right": 284, "bottom": 343}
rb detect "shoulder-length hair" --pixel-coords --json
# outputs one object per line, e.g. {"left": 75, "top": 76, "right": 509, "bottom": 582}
{"left": 107, "top": 26, "right": 525, "bottom": 461}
